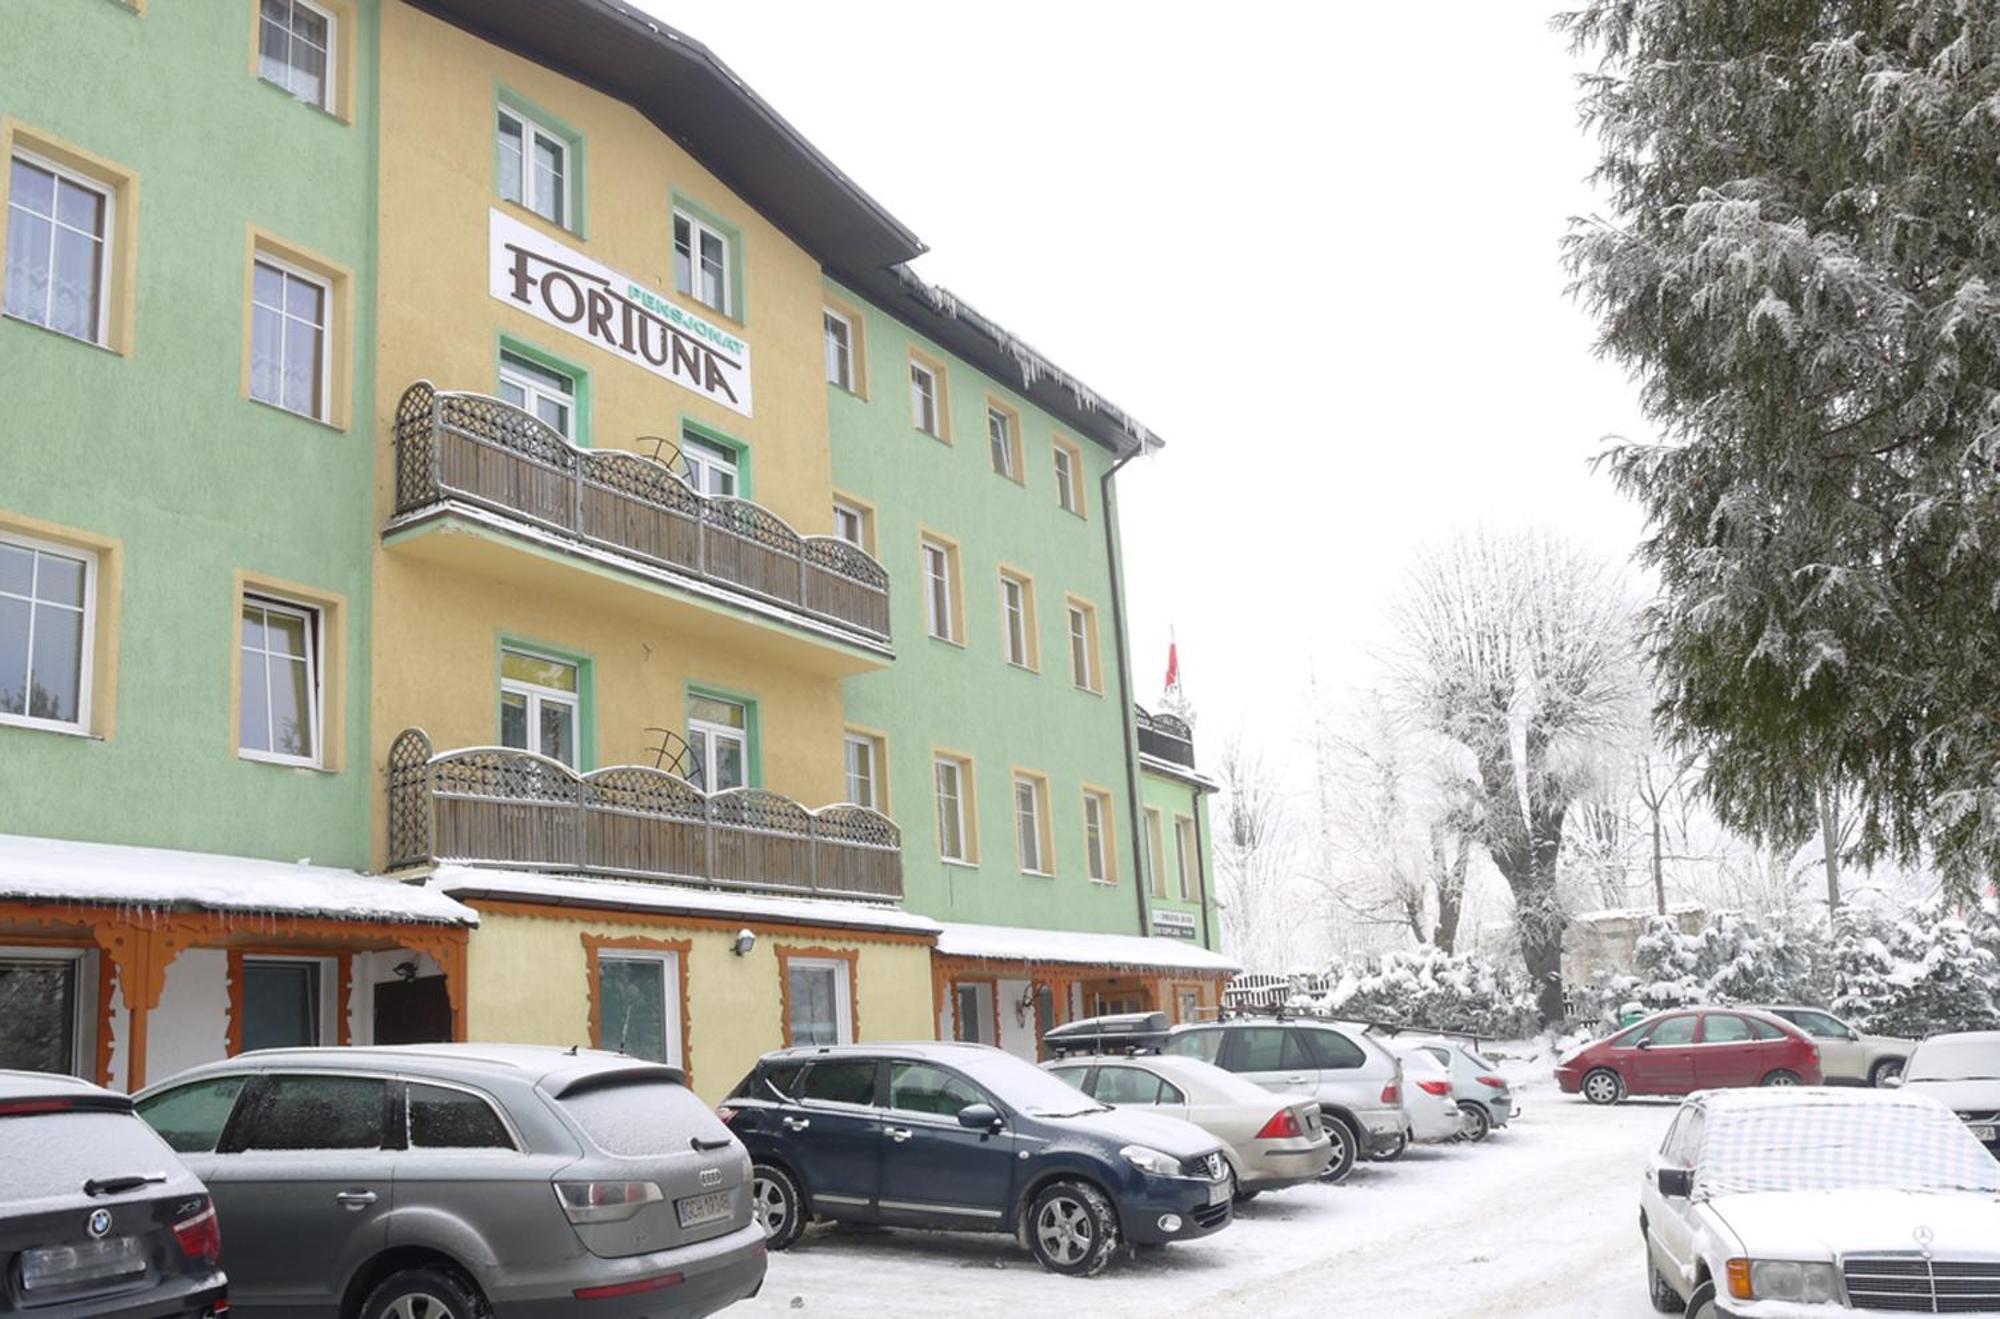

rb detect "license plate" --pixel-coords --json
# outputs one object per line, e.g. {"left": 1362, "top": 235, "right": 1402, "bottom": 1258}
{"left": 1971, "top": 1124, "right": 1996, "bottom": 1142}
{"left": 676, "top": 1190, "right": 732, "bottom": 1228}
{"left": 1206, "top": 1179, "right": 1229, "bottom": 1206}
{"left": 19, "top": 1236, "right": 147, "bottom": 1293}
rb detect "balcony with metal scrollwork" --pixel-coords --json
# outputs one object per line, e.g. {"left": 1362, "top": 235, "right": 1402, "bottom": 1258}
{"left": 1135, "top": 705, "right": 1197, "bottom": 769}
{"left": 387, "top": 382, "right": 892, "bottom": 672}
{"left": 386, "top": 728, "right": 903, "bottom": 903}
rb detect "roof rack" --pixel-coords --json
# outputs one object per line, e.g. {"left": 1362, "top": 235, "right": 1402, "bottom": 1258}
{"left": 1043, "top": 1011, "right": 1171, "bottom": 1058}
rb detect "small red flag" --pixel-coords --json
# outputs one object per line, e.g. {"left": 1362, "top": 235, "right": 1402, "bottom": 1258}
{"left": 1164, "top": 641, "right": 1180, "bottom": 693}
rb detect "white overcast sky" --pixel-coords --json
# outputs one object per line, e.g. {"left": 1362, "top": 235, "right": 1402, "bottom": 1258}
{"left": 636, "top": 0, "right": 1655, "bottom": 779}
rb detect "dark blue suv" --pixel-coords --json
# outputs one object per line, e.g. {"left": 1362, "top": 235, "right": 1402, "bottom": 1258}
{"left": 721, "top": 1042, "right": 1233, "bottom": 1275}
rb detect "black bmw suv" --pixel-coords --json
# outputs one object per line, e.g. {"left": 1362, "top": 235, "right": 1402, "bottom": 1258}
{"left": 721, "top": 1042, "right": 1233, "bottom": 1275}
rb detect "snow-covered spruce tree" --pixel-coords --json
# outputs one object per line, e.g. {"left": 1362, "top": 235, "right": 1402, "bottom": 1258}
{"left": 1560, "top": 2, "right": 2000, "bottom": 893}
{"left": 1323, "top": 947, "right": 1542, "bottom": 1039}
{"left": 1829, "top": 898, "right": 2000, "bottom": 1036}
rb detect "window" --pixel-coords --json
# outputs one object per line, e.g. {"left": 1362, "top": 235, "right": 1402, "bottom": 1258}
{"left": 5, "top": 154, "right": 110, "bottom": 345}
{"left": 239, "top": 596, "right": 320, "bottom": 766}
{"left": 934, "top": 753, "right": 973, "bottom": 862}
{"left": 497, "top": 105, "right": 567, "bottom": 227}
{"left": 1144, "top": 808, "right": 1167, "bottom": 899}
{"left": 499, "top": 351, "right": 575, "bottom": 441}
{"left": 890, "top": 1062, "right": 986, "bottom": 1118}
{"left": 1233, "top": 1027, "right": 1312, "bottom": 1073}
{"left": 258, "top": 0, "right": 336, "bottom": 112}
{"left": 0, "top": 534, "right": 95, "bottom": 733}
{"left": 831, "top": 499, "right": 870, "bottom": 553}
{"left": 1174, "top": 815, "right": 1199, "bottom": 901}
{"left": 1701, "top": 1014, "right": 1753, "bottom": 1045}
{"left": 1301, "top": 1028, "right": 1367, "bottom": 1070}
{"left": 137, "top": 1077, "right": 247, "bottom": 1154}
{"left": 1094, "top": 1067, "right": 1179, "bottom": 1106}
{"left": 1052, "top": 438, "right": 1085, "bottom": 515}
{"left": 823, "top": 308, "right": 854, "bottom": 391}
{"left": 798, "top": 1059, "right": 877, "bottom": 1107}
{"left": 500, "top": 648, "right": 579, "bottom": 768}
{"left": 250, "top": 256, "right": 329, "bottom": 421}
{"left": 595, "top": 952, "right": 682, "bottom": 1066}
{"left": 920, "top": 536, "right": 960, "bottom": 643}
{"left": 238, "top": 1074, "right": 384, "bottom": 1151}
{"left": 687, "top": 692, "right": 748, "bottom": 791}
{"left": 1161, "top": 1029, "right": 1223, "bottom": 1065}
{"left": 1646, "top": 1015, "right": 1698, "bottom": 1047}
{"left": 673, "top": 209, "right": 730, "bottom": 315}
{"left": 1067, "top": 600, "right": 1101, "bottom": 692}
{"left": 0, "top": 950, "right": 84, "bottom": 1074}
{"left": 909, "top": 360, "right": 941, "bottom": 437}
{"left": 241, "top": 958, "right": 321, "bottom": 1052}
{"left": 1014, "top": 773, "right": 1051, "bottom": 875}
{"left": 1082, "top": 788, "right": 1114, "bottom": 883}
{"left": 1787, "top": 1009, "right": 1851, "bottom": 1040}
{"left": 680, "top": 433, "right": 739, "bottom": 497}
{"left": 785, "top": 957, "right": 852, "bottom": 1047}
{"left": 409, "top": 1083, "right": 514, "bottom": 1150}
{"left": 843, "top": 732, "right": 881, "bottom": 810}
{"left": 999, "top": 571, "right": 1035, "bottom": 669}
{"left": 954, "top": 982, "right": 995, "bottom": 1045}
{"left": 987, "top": 405, "right": 1020, "bottom": 480}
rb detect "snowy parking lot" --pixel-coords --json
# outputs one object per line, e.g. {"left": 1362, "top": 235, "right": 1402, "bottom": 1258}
{"left": 734, "top": 1066, "right": 1682, "bottom": 1318}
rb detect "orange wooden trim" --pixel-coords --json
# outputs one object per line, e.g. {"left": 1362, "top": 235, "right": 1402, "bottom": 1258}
{"left": 469, "top": 897, "right": 934, "bottom": 947}
{"left": 226, "top": 950, "right": 245, "bottom": 1056}
{"left": 94, "top": 951, "right": 115, "bottom": 1087}
{"left": 929, "top": 955, "right": 948, "bottom": 1039}
{"left": 941, "top": 974, "right": 1003, "bottom": 1045}
{"left": 336, "top": 953, "right": 353, "bottom": 1046}
{"left": 932, "top": 952, "right": 1231, "bottom": 987}
{"left": 581, "top": 934, "right": 695, "bottom": 1086}
{"left": 773, "top": 944, "right": 860, "bottom": 1046}
{"left": 128, "top": 996, "right": 150, "bottom": 1091}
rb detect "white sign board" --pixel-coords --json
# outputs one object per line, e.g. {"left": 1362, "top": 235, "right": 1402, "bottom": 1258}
{"left": 1151, "top": 909, "right": 1199, "bottom": 940}
{"left": 488, "top": 208, "right": 753, "bottom": 417}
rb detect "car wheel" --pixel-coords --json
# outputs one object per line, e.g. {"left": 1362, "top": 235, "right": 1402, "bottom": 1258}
{"left": 1871, "top": 1057, "right": 1904, "bottom": 1087}
{"left": 359, "top": 1267, "right": 483, "bottom": 1319}
{"left": 1583, "top": 1068, "right": 1625, "bottom": 1105}
{"left": 1026, "top": 1180, "right": 1121, "bottom": 1277}
{"left": 1458, "top": 1101, "right": 1492, "bottom": 1143}
{"left": 751, "top": 1162, "right": 806, "bottom": 1251}
{"left": 1645, "top": 1239, "right": 1685, "bottom": 1313}
{"left": 1372, "top": 1130, "right": 1409, "bottom": 1161}
{"left": 1320, "top": 1116, "right": 1358, "bottom": 1184}
{"left": 1683, "top": 1281, "right": 1720, "bottom": 1319}
{"left": 1761, "top": 1069, "right": 1801, "bottom": 1087}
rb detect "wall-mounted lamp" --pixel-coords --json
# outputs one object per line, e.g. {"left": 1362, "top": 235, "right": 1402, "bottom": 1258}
{"left": 732, "top": 929, "right": 757, "bottom": 958}
{"left": 1015, "top": 981, "right": 1044, "bottom": 1028}
{"left": 392, "top": 961, "right": 419, "bottom": 982}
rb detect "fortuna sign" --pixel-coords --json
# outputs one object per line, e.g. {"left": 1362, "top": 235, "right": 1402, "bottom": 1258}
{"left": 489, "top": 209, "right": 753, "bottom": 417}
{"left": 1151, "top": 909, "right": 1198, "bottom": 940}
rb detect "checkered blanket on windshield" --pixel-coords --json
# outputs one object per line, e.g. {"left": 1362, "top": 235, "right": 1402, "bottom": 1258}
{"left": 1693, "top": 1091, "right": 2000, "bottom": 1201}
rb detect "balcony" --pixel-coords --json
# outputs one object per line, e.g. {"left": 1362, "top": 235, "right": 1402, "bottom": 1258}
{"left": 1135, "top": 706, "right": 1197, "bottom": 769}
{"left": 390, "top": 382, "right": 891, "bottom": 650}
{"left": 387, "top": 729, "right": 903, "bottom": 903}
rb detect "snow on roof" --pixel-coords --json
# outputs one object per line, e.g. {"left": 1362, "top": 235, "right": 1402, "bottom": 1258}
{"left": 0, "top": 833, "right": 476, "bottom": 925}
{"left": 426, "top": 865, "right": 943, "bottom": 937}
{"left": 1569, "top": 902, "right": 1707, "bottom": 924}
{"left": 935, "top": 921, "right": 1240, "bottom": 974}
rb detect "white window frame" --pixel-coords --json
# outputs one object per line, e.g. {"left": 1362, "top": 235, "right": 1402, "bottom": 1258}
{"left": 688, "top": 696, "right": 749, "bottom": 793}
{"left": 0, "top": 530, "right": 97, "bottom": 736}
{"left": 823, "top": 308, "right": 854, "bottom": 391}
{"left": 988, "top": 406, "right": 1017, "bottom": 480}
{"left": 786, "top": 956, "right": 853, "bottom": 1046}
{"left": 1000, "top": 573, "right": 1031, "bottom": 669}
{"left": 498, "top": 351, "right": 576, "bottom": 442}
{"left": 672, "top": 208, "right": 731, "bottom": 316}
{"left": 910, "top": 361, "right": 940, "bottom": 436}
{"left": 954, "top": 981, "right": 995, "bottom": 1044}
{"left": 499, "top": 648, "right": 579, "bottom": 768}
{"left": 496, "top": 104, "right": 568, "bottom": 228}
{"left": 680, "top": 433, "right": 739, "bottom": 498}
{"left": 239, "top": 953, "right": 335, "bottom": 1050}
{"left": 258, "top": 0, "right": 338, "bottom": 113}
{"left": 1014, "top": 774, "right": 1049, "bottom": 876}
{"left": 0, "top": 945, "right": 90, "bottom": 1076}
{"left": 596, "top": 950, "right": 683, "bottom": 1068}
{"left": 250, "top": 251, "right": 332, "bottom": 422}
{"left": 831, "top": 500, "right": 866, "bottom": 552}
{"left": 6, "top": 150, "right": 113, "bottom": 348}
{"left": 1053, "top": 443, "right": 1081, "bottom": 514}
{"left": 1068, "top": 603, "right": 1099, "bottom": 692}
{"left": 238, "top": 593, "right": 323, "bottom": 769}
{"left": 935, "top": 755, "right": 970, "bottom": 863}
{"left": 1083, "top": 791, "right": 1111, "bottom": 884}
{"left": 921, "top": 538, "right": 957, "bottom": 643}
{"left": 843, "top": 733, "right": 879, "bottom": 810}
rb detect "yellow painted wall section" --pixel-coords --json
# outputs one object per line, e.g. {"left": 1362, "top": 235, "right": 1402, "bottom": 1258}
{"left": 462, "top": 906, "right": 937, "bottom": 1104}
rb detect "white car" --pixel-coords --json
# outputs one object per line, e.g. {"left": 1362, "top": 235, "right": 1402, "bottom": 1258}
{"left": 1894, "top": 1030, "right": 2000, "bottom": 1157}
{"left": 1408, "top": 1035, "right": 1514, "bottom": 1142}
{"left": 1641, "top": 1087, "right": 2000, "bottom": 1317}
{"left": 1389, "top": 1043, "right": 1466, "bottom": 1148}
{"left": 1749, "top": 1004, "right": 1914, "bottom": 1087}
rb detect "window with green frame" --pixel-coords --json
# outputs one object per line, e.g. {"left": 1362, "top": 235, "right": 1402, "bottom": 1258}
{"left": 498, "top": 641, "right": 593, "bottom": 770}
{"left": 497, "top": 337, "right": 589, "bottom": 446}
{"left": 495, "top": 89, "right": 585, "bottom": 234}
{"left": 685, "top": 686, "right": 757, "bottom": 791}
{"left": 670, "top": 194, "right": 743, "bottom": 320}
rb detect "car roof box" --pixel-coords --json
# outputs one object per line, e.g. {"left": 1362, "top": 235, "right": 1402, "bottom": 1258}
{"left": 1044, "top": 1011, "right": 1171, "bottom": 1057}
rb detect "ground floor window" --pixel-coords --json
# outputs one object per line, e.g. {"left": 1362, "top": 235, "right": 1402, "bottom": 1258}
{"left": 954, "top": 980, "right": 995, "bottom": 1045}
{"left": 241, "top": 957, "right": 323, "bottom": 1053}
{"left": 1176, "top": 986, "right": 1203, "bottom": 1025}
{"left": 0, "top": 948, "right": 85, "bottom": 1074}
{"left": 595, "top": 950, "right": 683, "bottom": 1067}
{"left": 784, "top": 954, "right": 853, "bottom": 1046}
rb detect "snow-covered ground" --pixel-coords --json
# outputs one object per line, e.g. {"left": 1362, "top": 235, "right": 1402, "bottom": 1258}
{"left": 732, "top": 1061, "right": 1679, "bottom": 1318}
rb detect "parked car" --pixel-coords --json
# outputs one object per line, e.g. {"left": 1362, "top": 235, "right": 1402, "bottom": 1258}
{"left": 720, "top": 1041, "right": 1232, "bottom": 1276}
{"left": 1747, "top": 1004, "right": 1914, "bottom": 1086}
{"left": 1640, "top": 1087, "right": 2000, "bottom": 1317}
{"left": 1892, "top": 1030, "right": 2000, "bottom": 1157}
{"left": 1556, "top": 1007, "right": 1821, "bottom": 1104}
{"left": 1159, "top": 1016, "right": 1404, "bottom": 1181}
{"left": 1042, "top": 1051, "right": 1333, "bottom": 1199}
{"left": 1, "top": 1070, "right": 226, "bottom": 1319}
{"left": 1386, "top": 1044, "right": 1466, "bottom": 1151}
{"left": 1405, "top": 1036, "right": 1514, "bottom": 1142}
{"left": 135, "top": 1045, "right": 764, "bottom": 1319}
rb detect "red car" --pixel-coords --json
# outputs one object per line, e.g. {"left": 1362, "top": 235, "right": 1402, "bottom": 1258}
{"left": 1555, "top": 1007, "right": 1821, "bottom": 1104}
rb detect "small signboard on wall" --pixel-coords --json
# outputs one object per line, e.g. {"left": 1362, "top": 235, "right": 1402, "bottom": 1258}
{"left": 1151, "top": 909, "right": 1198, "bottom": 940}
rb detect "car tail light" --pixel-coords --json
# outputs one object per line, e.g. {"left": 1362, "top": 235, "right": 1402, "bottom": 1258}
{"left": 1380, "top": 1083, "right": 1400, "bottom": 1105}
{"left": 1255, "top": 1109, "right": 1303, "bottom": 1140}
{"left": 573, "top": 1272, "right": 683, "bottom": 1300}
{"left": 715, "top": 1105, "right": 739, "bottom": 1126}
{"left": 173, "top": 1201, "right": 222, "bottom": 1266}
{"left": 554, "top": 1181, "right": 664, "bottom": 1225}
{"left": 1476, "top": 1075, "right": 1507, "bottom": 1089}
{"left": 1417, "top": 1079, "right": 1451, "bottom": 1097}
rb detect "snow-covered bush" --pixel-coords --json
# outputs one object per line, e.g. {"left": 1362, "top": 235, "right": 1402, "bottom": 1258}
{"left": 1829, "top": 900, "right": 2000, "bottom": 1038}
{"left": 1306, "top": 947, "right": 1540, "bottom": 1038}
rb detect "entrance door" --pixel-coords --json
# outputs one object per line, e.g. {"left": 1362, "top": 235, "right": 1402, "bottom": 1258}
{"left": 374, "top": 975, "right": 452, "bottom": 1045}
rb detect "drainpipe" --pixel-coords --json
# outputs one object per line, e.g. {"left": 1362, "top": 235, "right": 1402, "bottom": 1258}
{"left": 1100, "top": 446, "right": 1150, "bottom": 941}
{"left": 1192, "top": 791, "right": 1215, "bottom": 951}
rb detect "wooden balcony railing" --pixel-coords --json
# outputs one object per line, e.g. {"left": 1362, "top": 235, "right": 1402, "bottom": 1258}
{"left": 387, "top": 729, "right": 903, "bottom": 903}
{"left": 392, "top": 382, "right": 891, "bottom": 644}
{"left": 1135, "top": 705, "right": 1197, "bottom": 769}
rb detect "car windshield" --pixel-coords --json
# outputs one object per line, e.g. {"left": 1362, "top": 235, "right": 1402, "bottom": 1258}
{"left": 949, "top": 1049, "right": 1109, "bottom": 1117}
{"left": 1693, "top": 1095, "right": 2000, "bottom": 1200}
{"left": 1906, "top": 1039, "right": 2000, "bottom": 1082}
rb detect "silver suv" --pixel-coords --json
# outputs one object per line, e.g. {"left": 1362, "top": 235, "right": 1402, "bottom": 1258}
{"left": 1161, "top": 1017, "right": 1404, "bottom": 1181}
{"left": 134, "top": 1045, "right": 764, "bottom": 1319}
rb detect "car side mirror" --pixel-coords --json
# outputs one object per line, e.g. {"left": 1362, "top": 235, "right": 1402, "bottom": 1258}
{"left": 1882, "top": 1073, "right": 1903, "bottom": 1089}
{"left": 1635, "top": 1037, "right": 1653, "bottom": 1050}
{"left": 956, "top": 1102, "right": 1003, "bottom": 1131}
{"left": 1657, "top": 1167, "right": 1692, "bottom": 1198}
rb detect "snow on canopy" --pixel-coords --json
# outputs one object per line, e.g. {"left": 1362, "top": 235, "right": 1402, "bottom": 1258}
{"left": 935, "top": 921, "right": 1239, "bottom": 973}
{"left": 1693, "top": 1090, "right": 2000, "bottom": 1202}
{"left": 0, "top": 832, "right": 475, "bottom": 925}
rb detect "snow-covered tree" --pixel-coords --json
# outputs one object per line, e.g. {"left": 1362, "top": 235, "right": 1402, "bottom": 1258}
{"left": 1214, "top": 737, "right": 1300, "bottom": 972}
{"left": 1561, "top": 0, "right": 2000, "bottom": 893}
{"left": 1307, "top": 946, "right": 1541, "bottom": 1039}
